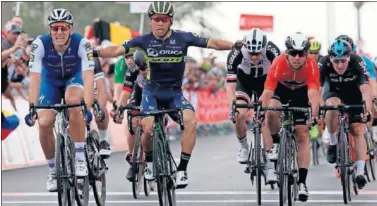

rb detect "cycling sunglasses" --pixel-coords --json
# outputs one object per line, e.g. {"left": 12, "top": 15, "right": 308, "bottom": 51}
{"left": 151, "top": 15, "right": 171, "bottom": 23}
{"left": 287, "top": 50, "right": 307, "bottom": 57}
{"left": 248, "top": 52, "right": 262, "bottom": 57}
{"left": 50, "top": 23, "right": 70, "bottom": 32}
{"left": 331, "top": 58, "right": 349, "bottom": 64}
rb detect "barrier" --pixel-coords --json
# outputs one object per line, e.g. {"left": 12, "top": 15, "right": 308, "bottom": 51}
{"left": 1, "top": 89, "right": 238, "bottom": 170}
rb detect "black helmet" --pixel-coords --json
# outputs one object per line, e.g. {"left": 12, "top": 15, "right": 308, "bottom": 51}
{"left": 133, "top": 50, "right": 147, "bottom": 71}
{"left": 148, "top": 1, "right": 174, "bottom": 18}
{"left": 335, "top": 35, "right": 356, "bottom": 52}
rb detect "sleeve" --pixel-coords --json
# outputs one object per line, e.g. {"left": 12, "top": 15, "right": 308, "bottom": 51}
{"left": 307, "top": 58, "right": 320, "bottom": 90}
{"left": 78, "top": 38, "right": 95, "bottom": 71}
{"left": 318, "top": 56, "right": 329, "bottom": 87}
{"left": 122, "top": 37, "right": 143, "bottom": 53}
{"left": 264, "top": 57, "right": 281, "bottom": 91}
{"left": 122, "top": 67, "right": 139, "bottom": 93}
{"left": 354, "top": 55, "right": 369, "bottom": 85}
{"left": 362, "top": 56, "right": 376, "bottom": 80}
{"left": 226, "top": 48, "right": 243, "bottom": 83}
{"left": 265, "top": 41, "right": 281, "bottom": 62}
{"left": 114, "top": 58, "right": 126, "bottom": 84}
{"left": 93, "top": 58, "right": 104, "bottom": 81}
{"left": 28, "top": 38, "right": 45, "bottom": 73}
{"left": 184, "top": 31, "right": 210, "bottom": 48}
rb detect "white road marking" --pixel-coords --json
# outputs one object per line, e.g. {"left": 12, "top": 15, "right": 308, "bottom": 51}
{"left": 2, "top": 190, "right": 377, "bottom": 196}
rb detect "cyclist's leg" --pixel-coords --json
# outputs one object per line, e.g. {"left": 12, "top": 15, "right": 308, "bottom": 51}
{"left": 65, "top": 74, "right": 87, "bottom": 177}
{"left": 291, "top": 87, "right": 311, "bottom": 201}
{"left": 348, "top": 93, "right": 368, "bottom": 188}
{"left": 94, "top": 76, "right": 111, "bottom": 156}
{"left": 265, "top": 84, "right": 283, "bottom": 160}
{"left": 125, "top": 86, "right": 142, "bottom": 181}
{"left": 170, "top": 88, "right": 195, "bottom": 188}
{"left": 140, "top": 83, "right": 157, "bottom": 180}
{"left": 324, "top": 91, "right": 342, "bottom": 164}
{"left": 38, "top": 80, "right": 61, "bottom": 191}
{"left": 235, "top": 79, "right": 251, "bottom": 163}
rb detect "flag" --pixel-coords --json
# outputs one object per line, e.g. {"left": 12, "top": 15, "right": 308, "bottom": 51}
{"left": 93, "top": 20, "right": 141, "bottom": 46}
{"left": 1, "top": 110, "right": 19, "bottom": 141}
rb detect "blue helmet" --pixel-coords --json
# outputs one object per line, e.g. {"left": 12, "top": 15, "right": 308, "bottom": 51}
{"left": 328, "top": 39, "right": 352, "bottom": 57}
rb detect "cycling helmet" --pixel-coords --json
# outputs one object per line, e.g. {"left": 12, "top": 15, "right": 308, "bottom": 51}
{"left": 328, "top": 39, "right": 352, "bottom": 57}
{"left": 335, "top": 35, "right": 356, "bottom": 52}
{"left": 133, "top": 50, "right": 148, "bottom": 71}
{"left": 47, "top": 8, "right": 74, "bottom": 26}
{"left": 309, "top": 39, "right": 321, "bottom": 52}
{"left": 285, "top": 32, "right": 310, "bottom": 51}
{"left": 243, "top": 28, "right": 267, "bottom": 53}
{"left": 148, "top": 1, "right": 174, "bottom": 18}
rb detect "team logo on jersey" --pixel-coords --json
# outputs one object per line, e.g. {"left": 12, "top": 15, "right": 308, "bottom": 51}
{"left": 29, "top": 54, "right": 34, "bottom": 62}
{"left": 87, "top": 52, "right": 94, "bottom": 61}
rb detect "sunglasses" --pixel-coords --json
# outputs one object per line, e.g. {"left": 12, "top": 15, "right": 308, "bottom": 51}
{"left": 331, "top": 58, "right": 348, "bottom": 64}
{"left": 308, "top": 52, "right": 319, "bottom": 55}
{"left": 151, "top": 15, "right": 171, "bottom": 23}
{"left": 287, "top": 50, "right": 307, "bottom": 57}
{"left": 248, "top": 52, "right": 262, "bottom": 57}
{"left": 50, "top": 24, "right": 70, "bottom": 32}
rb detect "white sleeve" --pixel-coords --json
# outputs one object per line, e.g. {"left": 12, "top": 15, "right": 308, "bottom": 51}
{"left": 78, "top": 38, "right": 95, "bottom": 71}
{"left": 28, "top": 38, "right": 45, "bottom": 73}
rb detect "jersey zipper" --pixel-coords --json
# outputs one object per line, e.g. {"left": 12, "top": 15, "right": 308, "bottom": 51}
{"left": 60, "top": 53, "right": 64, "bottom": 78}
{"left": 292, "top": 71, "right": 296, "bottom": 90}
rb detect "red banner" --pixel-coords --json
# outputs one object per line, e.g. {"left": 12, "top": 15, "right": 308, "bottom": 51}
{"left": 239, "top": 14, "right": 274, "bottom": 32}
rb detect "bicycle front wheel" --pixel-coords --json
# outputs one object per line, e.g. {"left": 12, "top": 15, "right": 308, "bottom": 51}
{"left": 339, "top": 129, "right": 350, "bottom": 204}
{"left": 132, "top": 126, "right": 143, "bottom": 199}
{"left": 278, "top": 131, "right": 288, "bottom": 206}
{"left": 254, "top": 126, "right": 262, "bottom": 205}
{"left": 153, "top": 131, "right": 167, "bottom": 206}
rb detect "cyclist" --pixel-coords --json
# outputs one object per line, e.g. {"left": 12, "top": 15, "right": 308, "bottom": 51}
{"left": 110, "top": 51, "right": 134, "bottom": 117}
{"left": 319, "top": 39, "right": 373, "bottom": 189}
{"left": 226, "top": 28, "right": 280, "bottom": 183}
{"left": 25, "top": 8, "right": 94, "bottom": 191}
{"left": 113, "top": 50, "right": 147, "bottom": 181}
{"left": 308, "top": 38, "right": 323, "bottom": 63}
{"left": 93, "top": 1, "right": 241, "bottom": 188}
{"left": 259, "top": 32, "right": 321, "bottom": 202}
{"left": 93, "top": 57, "right": 111, "bottom": 157}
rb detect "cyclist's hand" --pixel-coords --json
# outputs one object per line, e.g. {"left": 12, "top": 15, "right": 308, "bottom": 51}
{"left": 94, "top": 107, "right": 105, "bottom": 122}
{"left": 232, "top": 40, "right": 246, "bottom": 50}
{"left": 360, "top": 111, "right": 371, "bottom": 123}
{"left": 24, "top": 104, "right": 38, "bottom": 127}
{"left": 113, "top": 109, "right": 124, "bottom": 124}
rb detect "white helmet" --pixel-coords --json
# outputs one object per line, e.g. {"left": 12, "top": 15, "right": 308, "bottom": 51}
{"left": 243, "top": 28, "right": 267, "bottom": 53}
{"left": 285, "top": 32, "right": 310, "bottom": 51}
{"left": 47, "top": 8, "right": 74, "bottom": 26}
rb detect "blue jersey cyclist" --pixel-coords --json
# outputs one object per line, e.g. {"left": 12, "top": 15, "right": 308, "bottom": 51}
{"left": 94, "top": 1, "right": 243, "bottom": 189}
{"left": 25, "top": 8, "right": 95, "bottom": 192}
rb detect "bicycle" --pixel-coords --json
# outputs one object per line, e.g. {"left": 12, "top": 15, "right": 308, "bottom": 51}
{"left": 309, "top": 124, "right": 321, "bottom": 166}
{"left": 230, "top": 100, "right": 275, "bottom": 205}
{"left": 123, "top": 105, "right": 184, "bottom": 206}
{"left": 319, "top": 102, "right": 367, "bottom": 204}
{"left": 364, "top": 125, "right": 376, "bottom": 182}
{"left": 117, "top": 105, "right": 153, "bottom": 199}
{"left": 75, "top": 100, "right": 108, "bottom": 206}
{"left": 263, "top": 103, "right": 313, "bottom": 206}
{"left": 27, "top": 99, "right": 89, "bottom": 206}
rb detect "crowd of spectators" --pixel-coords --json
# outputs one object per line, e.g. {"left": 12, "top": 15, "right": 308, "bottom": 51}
{"left": 1, "top": 16, "right": 32, "bottom": 111}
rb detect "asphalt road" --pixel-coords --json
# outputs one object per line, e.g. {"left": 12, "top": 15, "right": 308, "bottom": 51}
{"left": 2, "top": 132, "right": 377, "bottom": 205}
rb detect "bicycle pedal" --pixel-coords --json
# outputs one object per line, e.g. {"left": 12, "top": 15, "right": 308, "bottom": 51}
{"left": 244, "top": 167, "right": 250, "bottom": 174}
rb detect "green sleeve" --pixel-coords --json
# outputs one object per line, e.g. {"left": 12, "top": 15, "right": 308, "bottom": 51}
{"left": 114, "top": 58, "right": 128, "bottom": 84}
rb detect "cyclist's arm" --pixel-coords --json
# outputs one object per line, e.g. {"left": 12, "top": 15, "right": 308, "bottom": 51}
{"left": 93, "top": 58, "right": 107, "bottom": 109}
{"left": 356, "top": 55, "right": 373, "bottom": 112}
{"left": 260, "top": 58, "right": 280, "bottom": 107}
{"left": 318, "top": 56, "right": 329, "bottom": 105}
{"left": 362, "top": 56, "right": 377, "bottom": 98}
{"left": 119, "top": 68, "right": 139, "bottom": 107}
{"left": 226, "top": 48, "right": 242, "bottom": 106}
{"left": 307, "top": 58, "right": 321, "bottom": 116}
{"left": 184, "top": 31, "right": 233, "bottom": 50}
{"left": 113, "top": 57, "right": 127, "bottom": 103}
{"left": 28, "top": 38, "right": 44, "bottom": 105}
{"left": 79, "top": 38, "right": 95, "bottom": 108}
